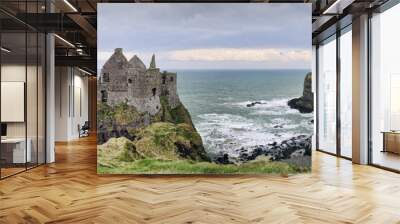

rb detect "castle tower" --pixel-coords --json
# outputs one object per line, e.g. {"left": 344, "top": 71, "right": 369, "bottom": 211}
{"left": 127, "top": 55, "right": 147, "bottom": 105}
{"left": 98, "top": 48, "right": 129, "bottom": 105}
{"left": 129, "top": 55, "right": 146, "bottom": 72}
{"left": 160, "top": 71, "right": 180, "bottom": 109}
{"left": 101, "top": 48, "right": 128, "bottom": 72}
{"left": 149, "top": 54, "right": 156, "bottom": 69}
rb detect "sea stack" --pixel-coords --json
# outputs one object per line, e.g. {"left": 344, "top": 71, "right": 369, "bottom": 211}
{"left": 287, "top": 72, "right": 313, "bottom": 113}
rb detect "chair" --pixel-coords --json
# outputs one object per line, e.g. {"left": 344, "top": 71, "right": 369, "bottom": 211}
{"left": 79, "top": 121, "right": 90, "bottom": 138}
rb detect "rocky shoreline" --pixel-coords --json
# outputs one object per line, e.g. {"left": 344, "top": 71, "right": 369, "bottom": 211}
{"left": 216, "top": 72, "right": 313, "bottom": 166}
{"left": 215, "top": 135, "right": 312, "bottom": 165}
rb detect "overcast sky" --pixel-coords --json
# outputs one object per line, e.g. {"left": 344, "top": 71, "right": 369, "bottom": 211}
{"left": 98, "top": 4, "right": 311, "bottom": 70}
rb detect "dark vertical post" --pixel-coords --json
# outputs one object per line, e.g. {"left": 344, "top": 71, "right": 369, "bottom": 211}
{"left": 73, "top": 68, "right": 75, "bottom": 118}
{"left": 36, "top": 0, "right": 39, "bottom": 167}
{"left": 336, "top": 27, "right": 341, "bottom": 157}
{"left": 25, "top": 0, "right": 28, "bottom": 171}
{"left": 316, "top": 45, "right": 320, "bottom": 151}
{"left": 44, "top": 20, "right": 47, "bottom": 164}
{"left": 44, "top": 6, "right": 47, "bottom": 165}
{"left": 367, "top": 11, "right": 373, "bottom": 165}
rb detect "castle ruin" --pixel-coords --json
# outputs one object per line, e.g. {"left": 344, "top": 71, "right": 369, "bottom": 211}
{"left": 98, "top": 48, "right": 180, "bottom": 115}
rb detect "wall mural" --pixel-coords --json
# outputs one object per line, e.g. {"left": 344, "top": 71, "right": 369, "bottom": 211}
{"left": 97, "top": 3, "right": 313, "bottom": 174}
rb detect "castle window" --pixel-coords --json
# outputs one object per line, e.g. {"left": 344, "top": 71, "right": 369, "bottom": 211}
{"left": 152, "top": 88, "right": 156, "bottom": 97}
{"left": 103, "top": 73, "right": 110, "bottom": 82}
{"left": 128, "top": 78, "right": 132, "bottom": 84}
{"left": 101, "top": 90, "right": 108, "bottom": 103}
{"left": 162, "top": 75, "right": 166, "bottom": 84}
{"left": 170, "top": 77, "right": 173, "bottom": 82}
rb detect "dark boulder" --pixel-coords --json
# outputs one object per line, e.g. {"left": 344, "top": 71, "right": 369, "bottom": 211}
{"left": 246, "top": 101, "right": 263, "bottom": 107}
{"left": 97, "top": 123, "right": 109, "bottom": 145}
{"left": 215, "top": 153, "right": 233, "bottom": 164}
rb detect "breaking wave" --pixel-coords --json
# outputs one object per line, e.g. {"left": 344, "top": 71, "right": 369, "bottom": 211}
{"left": 196, "top": 112, "right": 311, "bottom": 157}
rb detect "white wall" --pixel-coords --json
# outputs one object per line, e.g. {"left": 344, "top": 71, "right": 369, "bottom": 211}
{"left": 1, "top": 63, "right": 46, "bottom": 164}
{"left": 1, "top": 65, "right": 27, "bottom": 142}
{"left": 1, "top": 65, "right": 37, "bottom": 137}
{"left": 71, "top": 72, "right": 89, "bottom": 138}
{"left": 55, "top": 66, "right": 69, "bottom": 141}
{"left": 352, "top": 14, "right": 369, "bottom": 164}
{"left": 55, "top": 67, "right": 89, "bottom": 141}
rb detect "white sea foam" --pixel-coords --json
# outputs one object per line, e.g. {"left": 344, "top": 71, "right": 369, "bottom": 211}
{"left": 196, "top": 112, "right": 311, "bottom": 156}
{"left": 228, "top": 97, "right": 309, "bottom": 117}
{"left": 229, "top": 98, "right": 292, "bottom": 108}
{"left": 197, "top": 113, "right": 268, "bottom": 155}
{"left": 252, "top": 109, "right": 299, "bottom": 116}
{"left": 196, "top": 97, "right": 313, "bottom": 156}
{"left": 300, "top": 112, "right": 314, "bottom": 118}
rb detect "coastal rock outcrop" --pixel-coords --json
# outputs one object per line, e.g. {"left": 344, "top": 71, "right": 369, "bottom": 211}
{"left": 214, "top": 135, "right": 312, "bottom": 165}
{"left": 288, "top": 72, "right": 313, "bottom": 113}
{"left": 246, "top": 101, "right": 264, "bottom": 107}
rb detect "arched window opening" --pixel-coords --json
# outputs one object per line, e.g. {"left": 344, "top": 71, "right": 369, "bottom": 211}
{"left": 103, "top": 73, "right": 110, "bottom": 82}
{"left": 101, "top": 90, "right": 108, "bottom": 103}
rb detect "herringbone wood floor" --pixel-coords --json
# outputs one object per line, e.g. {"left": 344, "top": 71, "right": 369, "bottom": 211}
{"left": 1, "top": 136, "right": 400, "bottom": 224}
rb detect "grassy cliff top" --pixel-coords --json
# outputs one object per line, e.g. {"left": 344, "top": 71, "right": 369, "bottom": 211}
{"left": 98, "top": 157, "right": 309, "bottom": 175}
{"left": 98, "top": 122, "right": 210, "bottom": 167}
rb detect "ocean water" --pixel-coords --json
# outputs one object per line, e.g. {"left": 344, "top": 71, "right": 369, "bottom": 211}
{"left": 174, "top": 69, "right": 313, "bottom": 158}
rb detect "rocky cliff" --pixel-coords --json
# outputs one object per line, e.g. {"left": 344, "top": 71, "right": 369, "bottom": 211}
{"left": 288, "top": 72, "right": 313, "bottom": 113}
{"left": 97, "top": 89, "right": 210, "bottom": 164}
{"left": 97, "top": 51, "right": 209, "bottom": 164}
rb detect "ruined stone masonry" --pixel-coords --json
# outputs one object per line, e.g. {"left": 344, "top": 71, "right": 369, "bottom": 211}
{"left": 98, "top": 48, "right": 180, "bottom": 115}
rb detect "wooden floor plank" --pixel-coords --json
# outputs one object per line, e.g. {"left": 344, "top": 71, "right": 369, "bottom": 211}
{"left": 0, "top": 136, "right": 400, "bottom": 223}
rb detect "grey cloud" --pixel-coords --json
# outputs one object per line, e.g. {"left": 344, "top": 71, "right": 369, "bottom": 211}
{"left": 98, "top": 3, "right": 311, "bottom": 69}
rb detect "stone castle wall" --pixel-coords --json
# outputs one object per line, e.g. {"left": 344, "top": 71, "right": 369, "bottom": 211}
{"left": 98, "top": 48, "right": 180, "bottom": 115}
{"left": 161, "top": 72, "right": 180, "bottom": 108}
